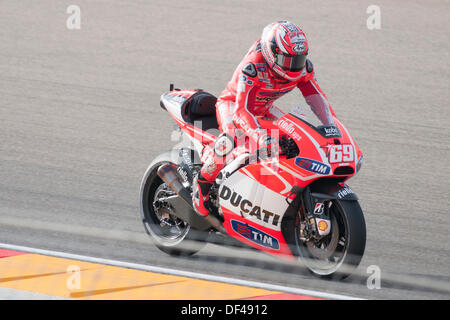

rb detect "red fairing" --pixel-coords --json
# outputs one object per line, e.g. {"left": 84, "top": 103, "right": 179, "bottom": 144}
{"left": 221, "top": 207, "right": 295, "bottom": 259}
{"left": 159, "top": 82, "right": 362, "bottom": 266}
{"left": 217, "top": 40, "right": 333, "bottom": 141}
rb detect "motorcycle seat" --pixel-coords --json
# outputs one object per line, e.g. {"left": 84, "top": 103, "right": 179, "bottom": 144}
{"left": 183, "top": 91, "right": 219, "bottom": 134}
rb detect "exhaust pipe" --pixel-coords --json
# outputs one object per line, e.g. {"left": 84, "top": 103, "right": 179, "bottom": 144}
{"left": 157, "top": 164, "right": 192, "bottom": 204}
{"left": 157, "top": 164, "right": 226, "bottom": 234}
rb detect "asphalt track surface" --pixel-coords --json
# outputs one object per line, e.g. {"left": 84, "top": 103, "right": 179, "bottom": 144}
{"left": 0, "top": 0, "right": 449, "bottom": 300}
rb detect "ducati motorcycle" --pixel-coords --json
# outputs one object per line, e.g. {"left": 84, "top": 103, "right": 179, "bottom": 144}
{"left": 140, "top": 85, "right": 366, "bottom": 279}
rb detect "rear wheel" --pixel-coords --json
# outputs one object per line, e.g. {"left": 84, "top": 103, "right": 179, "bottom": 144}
{"left": 293, "top": 200, "right": 366, "bottom": 279}
{"left": 140, "top": 161, "right": 206, "bottom": 256}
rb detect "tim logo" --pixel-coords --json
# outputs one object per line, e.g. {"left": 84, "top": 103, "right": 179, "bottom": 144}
{"left": 231, "top": 220, "right": 280, "bottom": 250}
{"left": 295, "top": 157, "right": 331, "bottom": 175}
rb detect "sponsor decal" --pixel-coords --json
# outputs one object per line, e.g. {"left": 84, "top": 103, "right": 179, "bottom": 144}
{"left": 255, "top": 89, "right": 294, "bottom": 102}
{"left": 255, "top": 96, "right": 273, "bottom": 103}
{"left": 220, "top": 186, "right": 281, "bottom": 226}
{"left": 289, "top": 31, "right": 305, "bottom": 43}
{"left": 317, "top": 220, "right": 328, "bottom": 232}
{"left": 316, "top": 218, "right": 331, "bottom": 236}
{"left": 313, "top": 202, "right": 325, "bottom": 215}
{"left": 292, "top": 43, "right": 306, "bottom": 53}
{"left": 259, "top": 78, "right": 274, "bottom": 88}
{"left": 258, "top": 89, "right": 293, "bottom": 97}
{"left": 277, "top": 119, "right": 302, "bottom": 141}
{"left": 176, "top": 166, "right": 188, "bottom": 182}
{"left": 240, "top": 75, "right": 253, "bottom": 83}
{"left": 257, "top": 67, "right": 271, "bottom": 85}
{"left": 337, "top": 185, "right": 354, "bottom": 199}
{"left": 255, "top": 63, "right": 267, "bottom": 72}
{"left": 322, "top": 126, "right": 341, "bottom": 137}
{"left": 238, "top": 75, "right": 253, "bottom": 93}
{"left": 231, "top": 220, "right": 280, "bottom": 250}
{"left": 295, "top": 157, "right": 331, "bottom": 175}
{"left": 288, "top": 31, "right": 307, "bottom": 53}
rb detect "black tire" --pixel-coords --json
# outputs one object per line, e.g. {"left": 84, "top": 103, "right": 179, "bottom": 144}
{"left": 291, "top": 200, "right": 366, "bottom": 280}
{"left": 140, "top": 153, "right": 206, "bottom": 256}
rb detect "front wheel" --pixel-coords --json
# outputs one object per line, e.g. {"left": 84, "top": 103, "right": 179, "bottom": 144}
{"left": 293, "top": 200, "right": 366, "bottom": 280}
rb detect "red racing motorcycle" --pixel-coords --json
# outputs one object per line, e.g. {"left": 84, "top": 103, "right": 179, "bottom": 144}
{"left": 140, "top": 85, "right": 366, "bottom": 279}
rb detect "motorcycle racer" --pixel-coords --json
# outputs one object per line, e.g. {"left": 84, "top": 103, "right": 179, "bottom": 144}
{"left": 193, "top": 20, "right": 336, "bottom": 218}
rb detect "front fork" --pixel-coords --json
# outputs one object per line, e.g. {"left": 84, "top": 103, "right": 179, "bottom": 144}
{"left": 298, "top": 186, "right": 332, "bottom": 241}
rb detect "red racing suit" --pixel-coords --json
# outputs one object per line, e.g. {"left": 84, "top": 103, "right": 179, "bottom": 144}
{"left": 199, "top": 39, "right": 336, "bottom": 182}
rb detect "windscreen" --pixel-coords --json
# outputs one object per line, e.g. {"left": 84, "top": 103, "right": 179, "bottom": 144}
{"left": 290, "top": 94, "right": 341, "bottom": 138}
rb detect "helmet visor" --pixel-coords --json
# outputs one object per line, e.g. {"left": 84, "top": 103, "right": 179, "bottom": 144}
{"left": 274, "top": 53, "right": 307, "bottom": 72}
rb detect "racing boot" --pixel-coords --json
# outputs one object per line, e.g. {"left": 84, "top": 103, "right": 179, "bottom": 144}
{"left": 192, "top": 173, "right": 213, "bottom": 217}
{"left": 192, "top": 173, "right": 226, "bottom": 234}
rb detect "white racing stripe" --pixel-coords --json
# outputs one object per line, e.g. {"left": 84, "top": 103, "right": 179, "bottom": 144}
{"left": 0, "top": 242, "right": 363, "bottom": 300}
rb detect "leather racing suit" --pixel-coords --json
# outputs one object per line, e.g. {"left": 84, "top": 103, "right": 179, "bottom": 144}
{"left": 193, "top": 39, "right": 336, "bottom": 216}
{"left": 201, "top": 39, "right": 335, "bottom": 179}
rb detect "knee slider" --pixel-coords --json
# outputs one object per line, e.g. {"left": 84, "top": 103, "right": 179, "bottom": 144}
{"left": 214, "top": 133, "right": 235, "bottom": 157}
